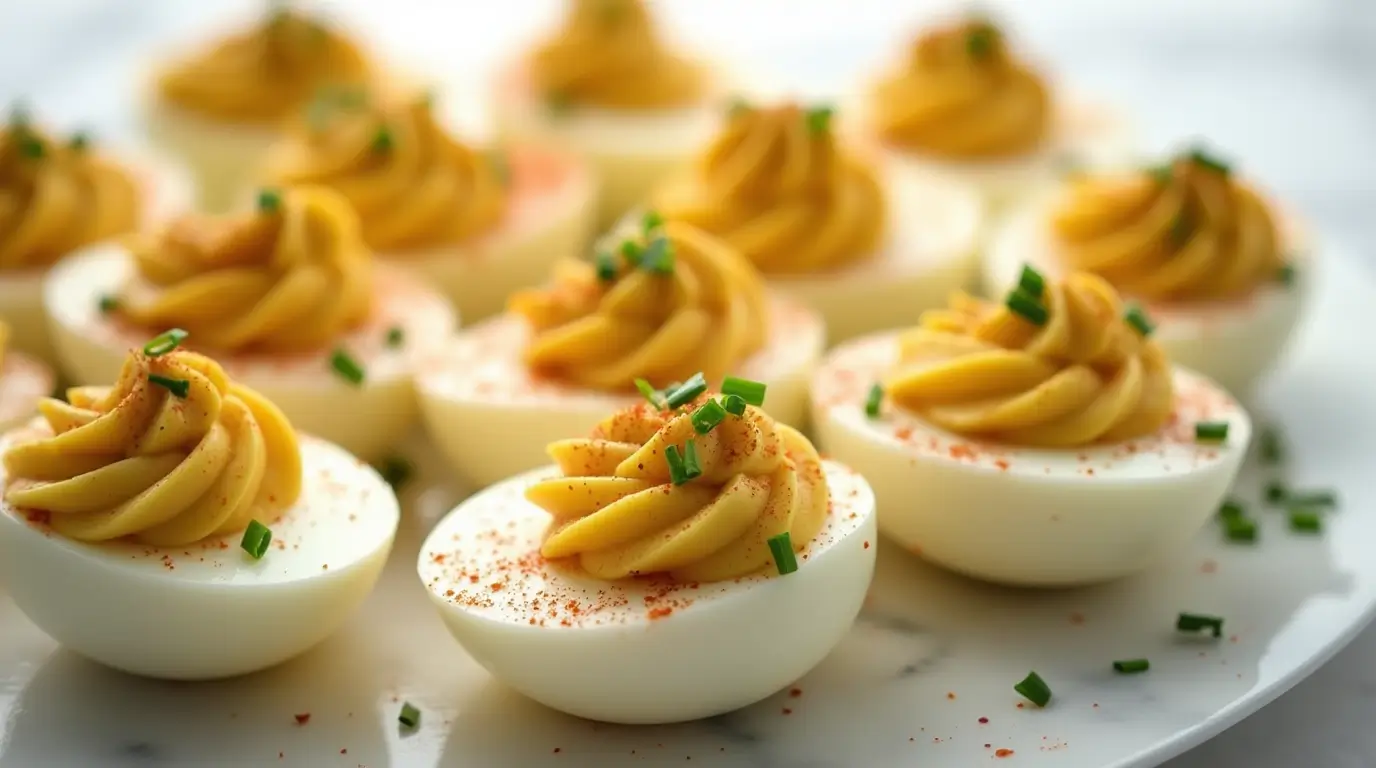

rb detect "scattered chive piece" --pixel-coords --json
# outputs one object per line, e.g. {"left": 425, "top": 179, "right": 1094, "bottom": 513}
{"left": 641, "top": 210, "right": 664, "bottom": 234}
{"left": 257, "top": 188, "right": 282, "bottom": 213}
{"left": 98, "top": 293, "right": 120, "bottom": 314}
{"left": 1286, "top": 489, "right": 1337, "bottom": 508}
{"left": 1005, "top": 288, "right": 1048, "bottom": 326}
{"left": 1276, "top": 263, "right": 1296, "bottom": 286}
{"left": 594, "top": 250, "right": 618, "bottom": 282}
{"left": 149, "top": 374, "right": 190, "bottom": 398}
{"left": 721, "top": 376, "right": 767, "bottom": 406}
{"left": 966, "top": 24, "right": 997, "bottom": 60}
{"left": 17, "top": 135, "right": 43, "bottom": 159}
{"left": 1176, "top": 612, "right": 1224, "bottom": 638}
{"left": 398, "top": 701, "right": 421, "bottom": 729}
{"left": 722, "top": 393, "right": 747, "bottom": 416}
{"left": 142, "top": 328, "right": 189, "bottom": 357}
{"left": 864, "top": 383, "right": 883, "bottom": 418}
{"left": 69, "top": 131, "right": 90, "bottom": 151}
{"left": 682, "top": 438, "right": 701, "bottom": 479}
{"left": 1013, "top": 671, "right": 1051, "bottom": 707}
{"left": 638, "top": 236, "right": 675, "bottom": 274}
{"left": 1168, "top": 213, "right": 1193, "bottom": 247}
{"left": 1223, "top": 516, "right": 1257, "bottom": 543}
{"left": 1112, "top": 659, "right": 1150, "bottom": 674}
{"left": 691, "top": 398, "right": 728, "bottom": 434}
{"left": 371, "top": 126, "right": 394, "bottom": 153}
{"left": 1259, "top": 426, "right": 1283, "bottom": 464}
{"left": 634, "top": 378, "right": 666, "bottom": 409}
{"left": 385, "top": 326, "right": 404, "bottom": 348}
{"left": 1124, "top": 304, "right": 1154, "bottom": 336}
{"left": 1288, "top": 509, "right": 1322, "bottom": 533}
{"left": 766, "top": 532, "right": 798, "bottom": 575}
{"left": 664, "top": 372, "right": 708, "bottom": 409}
{"left": 1217, "top": 499, "right": 1245, "bottom": 520}
{"left": 240, "top": 519, "right": 272, "bottom": 560}
{"left": 1017, "top": 264, "right": 1045, "bottom": 298}
{"left": 375, "top": 455, "right": 413, "bottom": 490}
{"left": 804, "top": 105, "right": 834, "bottom": 136}
{"left": 1194, "top": 420, "right": 1229, "bottom": 443}
{"left": 665, "top": 442, "right": 701, "bottom": 485}
{"left": 1187, "top": 146, "right": 1231, "bottom": 176}
{"left": 1148, "top": 163, "right": 1174, "bottom": 185}
{"left": 329, "top": 348, "right": 365, "bottom": 385}
{"left": 620, "top": 239, "right": 643, "bottom": 266}
{"left": 1264, "top": 480, "right": 1287, "bottom": 504}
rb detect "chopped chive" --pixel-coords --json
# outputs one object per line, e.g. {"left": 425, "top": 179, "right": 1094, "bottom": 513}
{"left": 691, "top": 398, "right": 728, "bottom": 434}
{"left": 1167, "top": 213, "right": 1193, "bottom": 248}
{"left": 682, "top": 438, "right": 701, "bottom": 478}
{"left": 142, "top": 328, "right": 188, "bottom": 357}
{"left": 1013, "top": 671, "right": 1051, "bottom": 707}
{"left": 1217, "top": 499, "right": 1245, "bottom": 520}
{"left": 620, "top": 239, "right": 643, "bottom": 266}
{"left": 385, "top": 326, "right": 404, "bottom": 348}
{"left": 666, "top": 442, "right": 701, "bottom": 485}
{"left": 1005, "top": 288, "right": 1048, "bottom": 326}
{"left": 1124, "top": 304, "right": 1154, "bottom": 336}
{"left": 1147, "top": 163, "right": 1174, "bottom": 185}
{"left": 240, "top": 519, "right": 272, "bottom": 560}
{"left": 98, "top": 293, "right": 120, "bottom": 314}
{"left": 330, "top": 348, "right": 365, "bottom": 386}
{"left": 149, "top": 374, "right": 190, "bottom": 398}
{"left": 664, "top": 372, "right": 708, "bottom": 409}
{"left": 1264, "top": 480, "right": 1287, "bottom": 504}
{"left": 1223, "top": 516, "right": 1257, "bottom": 543}
{"left": 69, "top": 131, "right": 90, "bottom": 151}
{"left": 641, "top": 210, "right": 664, "bottom": 234}
{"left": 1194, "top": 421, "right": 1228, "bottom": 443}
{"left": 804, "top": 105, "right": 834, "bottom": 136}
{"left": 1287, "top": 489, "right": 1337, "bottom": 508}
{"left": 398, "top": 701, "right": 421, "bottom": 729}
{"left": 1176, "top": 612, "right": 1224, "bottom": 638}
{"left": 966, "top": 24, "right": 997, "bottom": 60}
{"left": 1017, "top": 264, "right": 1045, "bottom": 299}
{"left": 17, "top": 135, "right": 43, "bottom": 159}
{"left": 1276, "top": 263, "right": 1296, "bottom": 286}
{"left": 1187, "top": 146, "right": 1231, "bottom": 176}
{"left": 722, "top": 393, "right": 747, "bottom": 416}
{"left": 257, "top": 188, "right": 282, "bottom": 213}
{"left": 1288, "top": 509, "right": 1322, "bottom": 533}
{"left": 594, "top": 250, "right": 618, "bottom": 282}
{"left": 375, "top": 455, "right": 413, "bottom": 490}
{"left": 638, "top": 236, "right": 675, "bottom": 274}
{"left": 634, "top": 378, "right": 665, "bottom": 409}
{"left": 1259, "top": 426, "right": 1283, "bottom": 464}
{"left": 767, "top": 532, "right": 798, "bottom": 575}
{"left": 721, "top": 376, "right": 766, "bottom": 406}
{"left": 864, "top": 383, "right": 883, "bottom": 418}
{"left": 371, "top": 126, "right": 394, "bottom": 153}
{"left": 1112, "top": 659, "right": 1150, "bottom": 674}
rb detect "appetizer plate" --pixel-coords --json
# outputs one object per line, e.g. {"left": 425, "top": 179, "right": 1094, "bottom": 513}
{"left": 1, "top": 251, "right": 1374, "bottom": 768}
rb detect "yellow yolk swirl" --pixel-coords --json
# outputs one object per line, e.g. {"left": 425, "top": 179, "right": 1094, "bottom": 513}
{"left": 118, "top": 186, "right": 373, "bottom": 353}
{"left": 3, "top": 350, "right": 302, "bottom": 545}
{"left": 0, "top": 125, "right": 141, "bottom": 271}
{"left": 1050, "top": 154, "right": 1285, "bottom": 301}
{"left": 869, "top": 19, "right": 1050, "bottom": 159}
{"left": 527, "top": 0, "right": 705, "bottom": 109}
{"left": 886, "top": 272, "right": 1174, "bottom": 447}
{"left": 509, "top": 220, "right": 767, "bottom": 390}
{"left": 525, "top": 398, "right": 828, "bottom": 582}
{"left": 265, "top": 91, "right": 507, "bottom": 251}
{"left": 655, "top": 103, "right": 886, "bottom": 274}
{"left": 156, "top": 9, "right": 370, "bottom": 123}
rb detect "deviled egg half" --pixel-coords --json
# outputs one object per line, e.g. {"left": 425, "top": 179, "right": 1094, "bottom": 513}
{"left": 811, "top": 269, "right": 1251, "bottom": 586}
{"left": 418, "top": 385, "right": 876, "bottom": 723}
{"left": 261, "top": 87, "right": 596, "bottom": 321}
{"left": 653, "top": 100, "right": 984, "bottom": 343}
{"left": 44, "top": 185, "right": 456, "bottom": 461}
{"left": 141, "top": 4, "right": 374, "bottom": 212}
{"left": 0, "top": 114, "right": 190, "bottom": 360}
{"left": 492, "top": 0, "right": 723, "bottom": 228}
{"left": 853, "top": 15, "right": 1131, "bottom": 212}
{"left": 0, "top": 342, "right": 398, "bottom": 679}
{"left": 983, "top": 146, "right": 1308, "bottom": 398}
{"left": 0, "top": 321, "right": 54, "bottom": 434}
{"left": 417, "top": 215, "right": 824, "bottom": 487}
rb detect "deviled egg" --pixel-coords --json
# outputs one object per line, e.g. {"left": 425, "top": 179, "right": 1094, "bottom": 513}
{"left": 44, "top": 185, "right": 456, "bottom": 461}
{"left": 416, "top": 216, "right": 824, "bottom": 487}
{"left": 0, "top": 343, "right": 398, "bottom": 679}
{"left": 261, "top": 88, "right": 596, "bottom": 321}
{"left": 0, "top": 114, "right": 190, "bottom": 360}
{"left": 653, "top": 100, "right": 984, "bottom": 342}
{"left": 853, "top": 15, "right": 1130, "bottom": 211}
{"left": 811, "top": 268, "right": 1250, "bottom": 586}
{"left": 491, "top": 0, "right": 722, "bottom": 228}
{"left": 983, "top": 146, "right": 1307, "bottom": 397}
{"left": 141, "top": 4, "right": 374, "bottom": 212}
{"left": 418, "top": 387, "right": 876, "bottom": 723}
{"left": 0, "top": 321, "right": 54, "bottom": 433}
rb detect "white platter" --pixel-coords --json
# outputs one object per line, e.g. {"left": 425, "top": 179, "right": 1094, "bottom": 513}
{"left": 0, "top": 250, "right": 1374, "bottom": 768}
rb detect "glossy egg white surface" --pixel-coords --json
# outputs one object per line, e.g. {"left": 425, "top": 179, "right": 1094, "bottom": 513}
{"left": 417, "top": 461, "right": 877, "bottom": 724}
{"left": 0, "top": 433, "right": 399, "bottom": 680}
{"left": 811, "top": 331, "right": 1251, "bottom": 587}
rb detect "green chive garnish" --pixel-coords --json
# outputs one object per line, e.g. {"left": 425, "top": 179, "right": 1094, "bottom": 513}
{"left": 864, "top": 383, "right": 883, "bottom": 418}
{"left": 722, "top": 394, "right": 747, "bottom": 416}
{"left": 642, "top": 210, "right": 664, "bottom": 234}
{"left": 966, "top": 24, "right": 997, "bottom": 60}
{"left": 1148, "top": 163, "right": 1173, "bottom": 185}
{"left": 804, "top": 105, "right": 834, "bottom": 136}
{"left": 371, "top": 126, "right": 394, "bottom": 153}
{"left": 149, "top": 374, "right": 190, "bottom": 398}
{"left": 1017, "top": 264, "right": 1045, "bottom": 299}
{"left": 767, "top": 532, "right": 798, "bottom": 575}
{"left": 1187, "top": 146, "right": 1231, "bottom": 176}
{"left": 1005, "top": 288, "right": 1048, "bottom": 326}
{"left": 98, "top": 293, "right": 120, "bottom": 314}
{"left": 721, "top": 376, "right": 766, "bottom": 407}
{"left": 1124, "top": 304, "right": 1154, "bottom": 336}
{"left": 257, "top": 188, "right": 282, "bottom": 213}
{"left": 385, "top": 326, "right": 404, "bottom": 348}
{"left": 1217, "top": 499, "right": 1245, "bottom": 520}
{"left": 634, "top": 378, "right": 665, "bottom": 409}
{"left": 375, "top": 455, "right": 413, "bottom": 490}
{"left": 69, "top": 131, "right": 90, "bottom": 151}
{"left": 1168, "top": 213, "right": 1193, "bottom": 247}
{"left": 1277, "top": 263, "right": 1296, "bottom": 286}
{"left": 1112, "top": 659, "right": 1150, "bottom": 674}
{"left": 665, "top": 442, "right": 701, "bottom": 485}
{"left": 1223, "top": 516, "right": 1257, "bottom": 543}
{"left": 142, "top": 328, "right": 188, "bottom": 357}
{"left": 1289, "top": 509, "right": 1322, "bottom": 533}
{"left": 1194, "top": 421, "right": 1229, "bottom": 443}
{"left": 241, "top": 519, "right": 272, "bottom": 560}
{"left": 620, "top": 239, "right": 643, "bottom": 266}
{"left": 1286, "top": 489, "right": 1337, "bottom": 508}
{"left": 664, "top": 372, "right": 707, "bottom": 409}
{"left": 18, "top": 135, "right": 43, "bottom": 159}
{"left": 1265, "top": 480, "right": 1287, "bottom": 504}
{"left": 594, "top": 250, "right": 618, "bottom": 282}
{"left": 638, "top": 237, "right": 675, "bottom": 275}
{"left": 691, "top": 398, "right": 728, "bottom": 434}
{"left": 1176, "top": 612, "right": 1224, "bottom": 638}
{"left": 398, "top": 701, "right": 421, "bottom": 730}
{"left": 330, "top": 348, "right": 365, "bottom": 385}
{"left": 1259, "top": 427, "right": 1283, "bottom": 463}
{"left": 1013, "top": 671, "right": 1051, "bottom": 707}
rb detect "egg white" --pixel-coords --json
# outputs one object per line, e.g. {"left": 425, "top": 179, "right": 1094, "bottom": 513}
{"left": 983, "top": 198, "right": 1311, "bottom": 399}
{"left": 0, "top": 350, "right": 54, "bottom": 434}
{"left": 416, "top": 461, "right": 876, "bottom": 724}
{"left": 415, "top": 298, "right": 825, "bottom": 488}
{"left": 810, "top": 331, "right": 1251, "bottom": 587}
{"left": 43, "top": 246, "right": 457, "bottom": 461}
{"left": 0, "top": 432, "right": 399, "bottom": 680}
